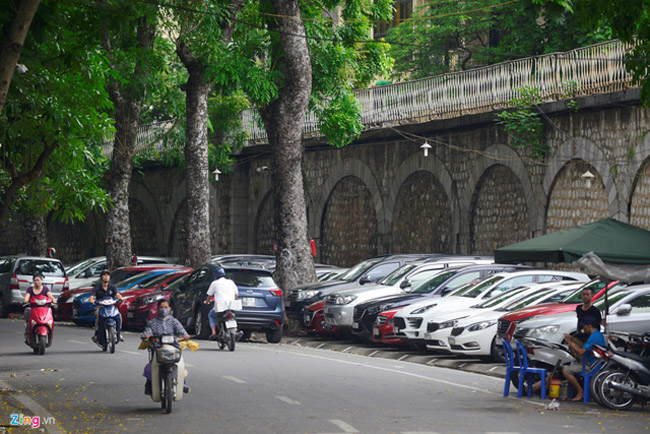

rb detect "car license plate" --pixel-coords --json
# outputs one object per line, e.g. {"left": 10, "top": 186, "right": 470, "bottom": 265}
{"left": 242, "top": 297, "right": 256, "bottom": 307}
{"left": 225, "top": 319, "right": 237, "bottom": 329}
{"left": 127, "top": 312, "right": 134, "bottom": 318}
{"left": 448, "top": 337, "right": 456, "bottom": 345}
{"left": 373, "top": 327, "right": 380, "bottom": 336}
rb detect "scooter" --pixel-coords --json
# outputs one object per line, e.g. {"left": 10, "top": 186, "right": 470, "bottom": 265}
{"left": 216, "top": 309, "right": 238, "bottom": 352}
{"left": 144, "top": 335, "right": 185, "bottom": 414}
{"left": 24, "top": 294, "right": 54, "bottom": 355}
{"left": 97, "top": 297, "right": 120, "bottom": 354}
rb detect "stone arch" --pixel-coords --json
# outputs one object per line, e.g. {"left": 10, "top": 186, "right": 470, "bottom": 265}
{"left": 391, "top": 171, "right": 453, "bottom": 254}
{"left": 545, "top": 159, "right": 609, "bottom": 232}
{"left": 469, "top": 164, "right": 530, "bottom": 254}
{"left": 464, "top": 144, "right": 537, "bottom": 233}
{"left": 129, "top": 197, "right": 158, "bottom": 255}
{"left": 320, "top": 176, "right": 378, "bottom": 267}
{"left": 629, "top": 156, "right": 650, "bottom": 230}
{"left": 543, "top": 137, "right": 621, "bottom": 220}
{"left": 313, "top": 158, "right": 383, "bottom": 259}
{"left": 168, "top": 199, "right": 186, "bottom": 257}
{"left": 254, "top": 190, "right": 275, "bottom": 254}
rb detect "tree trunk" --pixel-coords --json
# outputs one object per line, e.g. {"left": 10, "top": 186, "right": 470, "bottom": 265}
{"left": 259, "top": 0, "right": 316, "bottom": 291}
{"left": 103, "top": 20, "right": 156, "bottom": 270}
{"left": 0, "top": 0, "right": 41, "bottom": 113}
{"left": 22, "top": 215, "right": 46, "bottom": 256}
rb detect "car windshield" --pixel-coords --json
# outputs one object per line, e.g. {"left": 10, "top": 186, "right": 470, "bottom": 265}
{"left": 336, "top": 258, "right": 382, "bottom": 282}
{"left": 117, "top": 271, "right": 158, "bottom": 289}
{"left": 409, "top": 270, "right": 459, "bottom": 294}
{"left": 594, "top": 288, "right": 634, "bottom": 310}
{"left": 109, "top": 269, "right": 147, "bottom": 284}
{"left": 227, "top": 269, "right": 276, "bottom": 288}
{"left": 162, "top": 274, "right": 189, "bottom": 292}
{"left": 498, "top": 288, "right": 557, "bottom": 311}
{"left": 134, "top": 272, "right": 177, "bottom": 289}
{"left": 66, "top": 259, "right": 95, "bottom": 274}
{"left": 461, "top": 275, "right": 504, "bottom": 298}
{"left": 563, "top": 280, "right": 629, "bottom": 304}
{"left": 378, "top": 264, "right": 417, "bottom": 286}
{"left": 17, "top": 259, "right": 65, "bottom": 277}
{"left": 477, "top": 286, "right": 531, "bottom": 308}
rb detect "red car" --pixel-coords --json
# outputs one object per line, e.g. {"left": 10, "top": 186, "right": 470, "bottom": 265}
{"left": 373, "top": 307, "right": 406, "bottom": 346}
{"left": 126, "top": 273, "right": 191, "bottom": 330}
{"left": 118, "top": 269, "right": 191, "bottom": 328}
{"left": 303, "top": 300, "right": 340, "bottom": 336}
{"left": 56, "top": 264, "right": 186, "bottom": 322}
{"left": 497, "top": 279, "right": 622, "bottom": 342}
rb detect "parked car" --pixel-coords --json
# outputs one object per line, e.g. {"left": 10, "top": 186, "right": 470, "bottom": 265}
{"left": 351, "top": 263, "right": 532, "bottom": 342}
{"left": 445, "top": 282, "right": 581, "bottom": 360}
{"left": 392, "top": 269, "right": 589, "bottom": 348}
{"left": 65, "top": 255, "right": 176, "bottom": 290}
{"left": 126, "top": 274, "right": 191, "bottom": 331}
{"left": 117, "top": 269, "right": 191, "bottom": 328}
{"left": 211, "top": 254, "right": 276, "bottom": 269}
{"left": 303, "top": 299, "right": 341, "bottom": 337}
{"left": 71, "top": 268, "right": 182, "bottom": 326}
{"left": 170, "top": 264, "right": 285, "bottom": 343}
{"left": 0, "top": 255, "right": 69, "bottom": 317}
{"left": 324, "top": 256, "right": 494, "bottom": 335}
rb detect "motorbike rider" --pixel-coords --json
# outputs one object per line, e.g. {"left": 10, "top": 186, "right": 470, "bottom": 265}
{"left": 142, "top": 299, "right": 191, "bottom": 395}
{"left": 562, "top": 315, "right": 606, "bottom": 401}
{"left": 23, "top": 273, "right": 57, "bottom": 342}
{"left": 203, "top": 267, "right": 238, "bottom": 341}
{"left": 89, "top": 270, "right": 124, "bottom": 345}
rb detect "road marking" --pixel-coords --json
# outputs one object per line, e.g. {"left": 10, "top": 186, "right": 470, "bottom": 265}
{"left": 397, "top": 355, "right": 409, "bottom": 361}
{"left": 223, "top": 376, "right": 247, "bottom": 384}
{"left": 118, "top": 349, "right": 138, "bottom": 355}
{"left": 426, "top": 358, "right": 438, "bottom": 365}
{"left": 368, "top": 350, "right": 379, "bottom": 357}
{"left": 342, "top": 346, "right": 353, "bottom": 353}
{"left": 0, "top": 379, "right": 64, "bottom": 434}
{"left": 402, "top": 432, "right": 442, "bottom": 434}
{"left": 275, "top": 395, "right": 301, "bottom": 405}
{"left": 329, "top": 419, "right": 359, "bottom": 433}
{"left": 292, "top": 339, "right": 301, "bottom": 345}
{"left": 488, "top": 366, "right": 499, "bottom": 372}
{"left": 316, "top": 343, "right": 326, "bottom": 349}
{"left": 68, "top": 339, "right": 87, "bottom": 345}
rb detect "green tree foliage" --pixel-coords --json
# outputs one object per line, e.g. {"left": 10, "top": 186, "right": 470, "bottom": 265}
{"left": 496, "top": 86, "right": 547, "bottom": 158}
{"left": 0, "top": 0, "right": 113, "bottom": 224}
{"left": 385, "top": 0, "right": 611, "bottom": 80}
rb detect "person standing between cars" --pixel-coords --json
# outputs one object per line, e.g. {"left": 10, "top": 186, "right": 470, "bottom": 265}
{"left": 204, "top": 267, "right": 238, "bottom": 340}
{"left": 574, "top": 286, "right": 602, "bottom": 342}
{"left": 23, "top": 273, "right": 57, "bottom": 341}
{"left": 562, "top": 315, "right": 606, "bottom": 402}
{"left": 89, "top": 270, "right": 124, "bottom": 344}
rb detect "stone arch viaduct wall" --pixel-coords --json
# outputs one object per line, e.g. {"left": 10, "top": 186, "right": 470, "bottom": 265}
{"left": 3, "top": 90, "right": 650, "bottom": 266}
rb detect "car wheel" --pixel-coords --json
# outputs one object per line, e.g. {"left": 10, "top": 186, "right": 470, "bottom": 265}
{"left": 490, "top": 336, "right": 504, "bottom": 363}
{"left": 0, "top": 294, "right": 8, "bottom": 318}
{"left": 266, "top": 327, "right": 282, "bottom": 344}
{"left": 195, "top": 310, "right": 210, "bottom": 340}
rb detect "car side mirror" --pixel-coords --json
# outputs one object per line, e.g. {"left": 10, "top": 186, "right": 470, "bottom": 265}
{"left": 82, "top": 270, "right": 93, "bottom": 278}
{"left": 359, "top": 276, "right": 371, "bottom": 285}
{"left": 400, "top": 280, "right": 411, "bottom": 289}
{"left": 616, "top": 303, "right": 632, "bottom": 315}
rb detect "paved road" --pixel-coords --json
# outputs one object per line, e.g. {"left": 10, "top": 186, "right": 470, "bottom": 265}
{"left": 1, "top": 319, "right": 648, "bottom": 433}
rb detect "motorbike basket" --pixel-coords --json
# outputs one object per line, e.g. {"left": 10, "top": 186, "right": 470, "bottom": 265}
{"left": 156, "top": 344, "right": 181, "bottom": 364}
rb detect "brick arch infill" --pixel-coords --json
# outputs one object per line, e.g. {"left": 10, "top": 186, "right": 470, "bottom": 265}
{"left": 129, "top": 181, "right": 163, "bottom": 252}
{"left": 463, "top": 144, "right": 537, "bottom": 233}
{"left": 247, "top": 168, "right": 274, "bottom": 252}
{"left": 388, "top": 153, "right": 458, "bottom": 235}
{"left": 543, "top": 137, "right": 621, "bottom": 221}
{"left": 627, "top": 133, "right": 650, "bottom": 215}
{"left": 253, "top": 189, "right": 273, "bottom": 251}
{"left": 312, "top": 159, "right": 383, "bottom": 244}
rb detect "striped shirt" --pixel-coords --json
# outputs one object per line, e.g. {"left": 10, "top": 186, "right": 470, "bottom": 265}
{"left": 143, "top": 315, "right": 188, "bottom": 337}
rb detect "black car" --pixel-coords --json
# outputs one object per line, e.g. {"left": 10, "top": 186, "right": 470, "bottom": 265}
{"left": 285, "top": 254, "right": 439, "bottom": 324}
{"left": 170, "top": 264, "right": 284, "bottom": 343}
{"left": 351, "top": 263, "right": 532, "bottom": 342}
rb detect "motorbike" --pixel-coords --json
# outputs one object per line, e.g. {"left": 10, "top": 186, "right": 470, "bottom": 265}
{"left": 595, "top": 332, "right": 650, "bottom": 410}
{"left": 214, "top": 300, "right": 242, "bottom": 352}
{"left": 24, "top": 294, "right": 54, "bottom": 355}
{"left": 97, "top": 297, "right": 120, "bottom": 353}
{"left": 144, "top": 335, "right": 185, "bottom": 414}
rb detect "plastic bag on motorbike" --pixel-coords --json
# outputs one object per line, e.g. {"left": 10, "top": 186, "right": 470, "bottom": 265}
{"left": 156, "top": 344, "right": 182, "bottom": 363}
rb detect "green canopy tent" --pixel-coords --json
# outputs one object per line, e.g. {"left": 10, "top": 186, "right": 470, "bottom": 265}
{"left": 494, "top": 218, "right": 650, "bottom": 265}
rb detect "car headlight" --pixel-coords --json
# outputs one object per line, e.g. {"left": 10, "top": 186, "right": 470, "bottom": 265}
{"left": 411, "top": 304, "right": 437, "bottom": 315}
{"left": 467, "top": 320, "right": 497, "bottom": 332}
{"left": 438, "top": 319, "right": 459, "bottom": 329}
{"left": 527, "top": 325, "right": 560, "bottom": 337}
{"left": 299, "top": 290, "right": 320, "bottom": 300}
{"left": 334, "top": 295, "right": 357, "bottom": 305}
{"left": 142, "top": 293, "right": 166, "bottom": 305}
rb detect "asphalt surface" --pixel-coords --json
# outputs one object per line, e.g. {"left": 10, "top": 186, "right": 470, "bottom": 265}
{"left": 1, "top": 319, "right": 649, "bottom": 434}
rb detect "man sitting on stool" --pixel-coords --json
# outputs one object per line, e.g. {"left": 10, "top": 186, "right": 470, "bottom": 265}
{"left": 562, "top": 315, "right": 605, "bottom": 402}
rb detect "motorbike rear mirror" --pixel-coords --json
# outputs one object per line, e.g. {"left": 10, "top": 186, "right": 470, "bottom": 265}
{"left": 616, "top": 303, "right": 632, "bottom": 315}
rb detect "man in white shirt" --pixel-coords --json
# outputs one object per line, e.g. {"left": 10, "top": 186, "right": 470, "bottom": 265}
{"left": 204, "top": 267, "right": 238, "bottom": 340}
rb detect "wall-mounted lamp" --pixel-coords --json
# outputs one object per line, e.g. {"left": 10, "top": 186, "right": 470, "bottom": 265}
{"left": 213, "top": 168, "right": 221, "bottom": 181}
{"left": 256, "top": 166, "right": 269, "bottom": 173}
{"left": 420, "top": 141, "right": 432, "bottom": 157}
{"left": 581, "top": 170, "right": 594, "bottom": 189}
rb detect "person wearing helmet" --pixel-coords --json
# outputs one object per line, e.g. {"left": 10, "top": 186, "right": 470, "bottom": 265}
{"left": 204, "top": 267, "right": 238, "bottom": 340}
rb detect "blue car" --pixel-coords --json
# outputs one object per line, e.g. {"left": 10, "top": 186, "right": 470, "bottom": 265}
{"left": 72, "top": 269, "right": 178, "bottom": 326}
{"left": 170, "top": 265, "right": 285, "bottom": 343}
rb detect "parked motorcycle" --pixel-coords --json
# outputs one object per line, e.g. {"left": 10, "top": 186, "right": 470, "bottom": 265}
{"left": 24, "top": 294, "right": 54, "bottom": 355}
{"left": 144, "top": 335, "right": 185, "bottom": 414}
{"left": 97, "top": 297, "right": 120, "bottom": 353}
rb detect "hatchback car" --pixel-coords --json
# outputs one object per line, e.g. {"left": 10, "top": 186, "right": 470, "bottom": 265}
{"left": 170, "top": 264, "right": 285, "bottom": 343}
{"left": 0, "top": 256, "right": 68, "bottom": 317}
